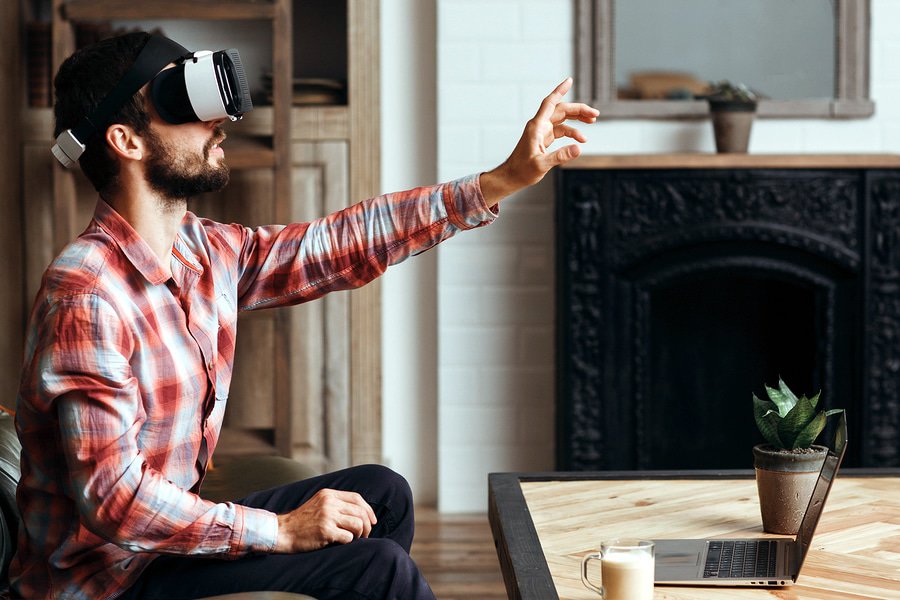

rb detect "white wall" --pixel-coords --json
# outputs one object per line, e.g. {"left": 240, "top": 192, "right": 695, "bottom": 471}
{"left": 383, "top": 0, "right": 900, "bottom": 513}
{"left": 380, "top": 0, "right": 439, "bottom": 506}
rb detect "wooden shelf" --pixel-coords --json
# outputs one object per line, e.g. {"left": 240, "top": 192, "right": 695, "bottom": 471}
{"left": 63, "top": 0, "right": 276, "bottom": 21}
{"left": 565, "top": 153, "right": 900, "bottom": 170}
{"left": 239, "top": 105, "right": 349, "bottom": 140}
{"left": 222, "top": 136, "right": 275, "bottom": 169}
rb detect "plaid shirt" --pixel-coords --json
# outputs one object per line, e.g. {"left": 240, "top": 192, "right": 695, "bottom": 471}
{"left": 11, "top": 175, "right": 493, "bottom": 599}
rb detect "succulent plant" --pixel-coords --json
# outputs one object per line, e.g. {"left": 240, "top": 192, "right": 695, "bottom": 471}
{"left": 753, "top": 378, "right": 843, "bottom": 450}
{"left": 701, "top": 80, "right": 759, "bottom": 103}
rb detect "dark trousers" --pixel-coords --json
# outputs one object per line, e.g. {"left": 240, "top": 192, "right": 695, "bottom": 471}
{"left": 120, "top": 464, "right": 436, "bottom": 600}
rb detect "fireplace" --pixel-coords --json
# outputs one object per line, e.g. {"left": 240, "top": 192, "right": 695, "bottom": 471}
{"left": 555, "top": 155, "right": 900, "bottom": 471}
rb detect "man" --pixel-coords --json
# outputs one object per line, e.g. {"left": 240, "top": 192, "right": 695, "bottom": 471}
{"left": 11, "top": 32, "right": 598, "bottom": 599}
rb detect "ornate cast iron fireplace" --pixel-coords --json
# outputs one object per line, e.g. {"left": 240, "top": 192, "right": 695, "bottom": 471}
{"left": 556, "top": 155, "right": 900, "bottom": 471}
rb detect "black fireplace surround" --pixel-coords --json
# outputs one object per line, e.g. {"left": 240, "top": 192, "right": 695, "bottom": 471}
{"left": 555, "top": 158, "right": 900, "bottom": 471}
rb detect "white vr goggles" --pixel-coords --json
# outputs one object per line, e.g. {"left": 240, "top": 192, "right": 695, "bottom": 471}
{"left": 52, "top": 34, "right": 253, "bottom": 168}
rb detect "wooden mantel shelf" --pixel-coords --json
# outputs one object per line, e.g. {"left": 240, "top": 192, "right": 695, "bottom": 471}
{"left": 565, "top": 153, "right": 900, "bottom": 170}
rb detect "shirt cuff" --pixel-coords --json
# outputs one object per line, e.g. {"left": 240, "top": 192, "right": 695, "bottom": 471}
{"left": 444, "top": 173, "right": 499, "bottom": 230}
{"left": 234, "top": 505, "right": 279, "bottom": 554}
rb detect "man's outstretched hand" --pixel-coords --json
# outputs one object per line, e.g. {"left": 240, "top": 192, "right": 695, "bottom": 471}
{"left": 480, "top": 77, "right": 599, "bottom": 206}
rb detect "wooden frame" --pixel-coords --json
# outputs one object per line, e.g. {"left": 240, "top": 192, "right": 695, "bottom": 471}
{"left": 575, "top": 0, "right": 874, "bottom": 119}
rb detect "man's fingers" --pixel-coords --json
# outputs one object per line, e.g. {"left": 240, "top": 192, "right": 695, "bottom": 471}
{"left": 331, "top": 490, "right": 377, "bottom": 525}
{"left": 550, "top": 124, "right": 587, "bottom": 145}
{"left": 551, "top": 102, "right": 600, "bottom": 124}
{"left": 545, "top": 143, "right": 581, "bottom": 168}
{"left": 534, "top": 77, "right": 574, "bottom": 121}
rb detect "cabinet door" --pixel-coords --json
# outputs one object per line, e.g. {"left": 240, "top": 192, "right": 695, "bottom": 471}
{"left": 219, "top": 141, "right": 350, "bottom": 472}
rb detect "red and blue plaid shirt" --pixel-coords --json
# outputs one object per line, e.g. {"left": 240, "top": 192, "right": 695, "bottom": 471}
{"left": 11, "top": 175, "right": 493, "bottom": 599}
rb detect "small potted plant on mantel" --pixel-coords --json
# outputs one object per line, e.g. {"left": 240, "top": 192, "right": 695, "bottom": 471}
{"left": 752, "top": 378, "right": 844, "bottom": 534}
{"left": 700, "top": 80, "right": 759, "bottom": 153}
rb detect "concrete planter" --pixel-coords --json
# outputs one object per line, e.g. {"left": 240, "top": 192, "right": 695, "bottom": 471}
{"left": 708, "top": 99, "right": 756, "bottom": 153}
{"left": 752, "top": 444, "right": 828, "bottom": 534}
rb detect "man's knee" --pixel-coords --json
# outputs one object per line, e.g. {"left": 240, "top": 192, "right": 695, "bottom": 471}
{"left": 352, "top": 538, "right": 431, "bottom": 598}
{"left": 350, "top": 464, "right": 413, "bottom": 507}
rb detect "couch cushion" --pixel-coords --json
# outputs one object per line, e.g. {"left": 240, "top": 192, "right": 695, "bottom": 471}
{"left": 200, "top": 455, "right": 320, "bottom": 503}
{"left": 0, "top": 411, "right": 21, "bottom": 584}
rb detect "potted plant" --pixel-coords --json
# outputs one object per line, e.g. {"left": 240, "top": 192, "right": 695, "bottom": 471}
{"left": 700, "top": 80, "right": 758, "bottom": 153}
{"left": 752, "top": 378, "right": 843, "bottom": 534}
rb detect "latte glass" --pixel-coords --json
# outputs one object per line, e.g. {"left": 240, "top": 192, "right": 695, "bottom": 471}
{"left": 581, "top": 539, "right": 655, "bottom": 600}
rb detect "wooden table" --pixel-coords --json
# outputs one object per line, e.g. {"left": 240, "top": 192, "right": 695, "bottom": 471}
{"left": 488, "top": 471, "right": 900, "bottom": 600}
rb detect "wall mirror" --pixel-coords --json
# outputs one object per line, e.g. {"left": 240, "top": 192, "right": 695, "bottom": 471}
{"left": 576, "top": 0, "right": 873, "bottom": 118}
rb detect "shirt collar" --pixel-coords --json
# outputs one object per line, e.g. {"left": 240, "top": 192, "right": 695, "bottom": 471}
{"left": 92, "top": 198, "right": 172, "bottom": 286}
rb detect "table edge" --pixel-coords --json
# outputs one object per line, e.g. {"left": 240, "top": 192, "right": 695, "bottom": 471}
{"left": 487, "top": 469, "right": 900, "bottom": 600}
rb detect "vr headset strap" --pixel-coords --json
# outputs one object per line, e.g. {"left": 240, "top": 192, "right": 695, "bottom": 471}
{"left": 55, "top": 35, "right": 190, "bottom": 165}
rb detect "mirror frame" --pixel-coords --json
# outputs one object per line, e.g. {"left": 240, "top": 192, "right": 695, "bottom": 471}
{"left": 575, "top": 0, "right": 874, "bottom": 119}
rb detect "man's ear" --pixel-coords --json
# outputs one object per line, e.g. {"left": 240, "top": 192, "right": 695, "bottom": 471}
{"left": 105, "top": 123, "right": 144, "bottom": 163}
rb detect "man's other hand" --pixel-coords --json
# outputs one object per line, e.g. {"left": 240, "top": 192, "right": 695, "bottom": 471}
{"left": 274, "top": 488, "right": 378, "bottom": 552}
{"left": 480, "top": 77, "right": 599, "bottom": 206}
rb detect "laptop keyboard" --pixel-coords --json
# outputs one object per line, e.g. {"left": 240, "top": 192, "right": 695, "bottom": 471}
{"left": 703, "top": 540, "right": 778, "bottom": 579}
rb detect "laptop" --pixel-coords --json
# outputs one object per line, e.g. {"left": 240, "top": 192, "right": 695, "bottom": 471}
{"left": 653, "top": 412, "right": 848, "bottom": 587}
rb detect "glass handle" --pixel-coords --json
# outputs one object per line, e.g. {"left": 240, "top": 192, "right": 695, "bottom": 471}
{"left": 581, "top": 552, "right": 604, "bottom": 596}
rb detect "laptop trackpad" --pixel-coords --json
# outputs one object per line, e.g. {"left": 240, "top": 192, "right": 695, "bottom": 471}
{"left": 653, "top": 539, "right": 706, "bottom": 580}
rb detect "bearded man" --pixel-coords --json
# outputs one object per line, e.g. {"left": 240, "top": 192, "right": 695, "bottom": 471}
{"left": 10, "top": 32, "right": 598, "bottom": 599}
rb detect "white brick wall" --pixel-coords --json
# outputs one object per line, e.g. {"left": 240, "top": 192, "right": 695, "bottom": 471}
{"left": 427, "top": 0, "right": 900, "bottom": 512}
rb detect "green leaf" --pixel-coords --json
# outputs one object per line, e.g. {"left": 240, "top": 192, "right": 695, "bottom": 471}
{"left": 765, "top": 380, "right": 797, "bottom": 417}
{"left": 807, "top": 391, "right": 822, "bottom": 410}
{"left": 792, "top": 410, "right": 827, "bottom": 448}
{"left": 753, "top": 393, "right": 784, "bottom": 448}
{"left": 778, "top": 395, "right": 818, "bottom": 448}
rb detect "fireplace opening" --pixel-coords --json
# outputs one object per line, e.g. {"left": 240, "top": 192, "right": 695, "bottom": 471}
{"left": 644, "top": 272, "right": 820, "bottom": 470}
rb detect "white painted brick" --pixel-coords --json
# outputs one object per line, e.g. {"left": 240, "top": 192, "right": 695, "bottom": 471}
{"left": 438, "top": 125, "right": 482, "bottom": 166}
{"left": 519, "top": 245, "right": 554, "bottom": 284}
{"left": 871, "top": 84, "right": 900, "bottom": 120}
{"left": 439, "top": 326, "right": 517, "bottom": 367}
{"left": 481, "top": 204, "right": 553, "bottom": 244}
{"left": 479, "top": 124, "right": 525, "bottom": 166}
{"left": 520, "top": 0, "right": 574, "bottom": 40}
{"left": 438, "top": 83, "right": 521, "bottom": 123}
{"left": 438, "top": 0, "right": 522, "bottom": 42}
{"left": 440, "top": 42, "right": 482, "bottom": 82}
{"left": 872, "top": 1, "right": 900, "bottom": 43}
{"left": 442, "top": 285, "right": 553, "bottom": 326}
{"left": 441, "top": 405, "right": 519, "bottom": 445}
{"left": 579, "top": 121, "right": 648, "bottom": 154}
{"left": 517, "top": 398, "right": 555, "bottom": 445}
{"left": 439, "top": 366, "right": 482, "bottom": 404}
{"left": 481, "top": 42, "right": 572, "bottom": 83}
{"left": 746, "top": 119, "right": 806, "bottom": 153}
{"left": 440, "top": 244, "right": 518, "bottom": 284}
{"left": 519, "top": 326, "right": 554, "bottom": 366}
{"left": 474, "top": 366, "right": 554, "bottom": 406}
{"left": 438, "top": 162, "right": 483, "bottom": 182}
{"left": 645, "top": 121, "right": 715, "bottom": 153}
{"left": 802, "top": 118, "right": 887, "bottom": 152}
{"left": 882, "top": 123, "right": 900, "bottom": 152}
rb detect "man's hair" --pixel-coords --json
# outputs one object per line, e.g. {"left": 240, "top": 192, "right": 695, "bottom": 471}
{"left": 53, "top": 32, "right": 153, "bottom": 193}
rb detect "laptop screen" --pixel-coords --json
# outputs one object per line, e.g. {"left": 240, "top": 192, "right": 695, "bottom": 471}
{"left": 792, "top": 412, "right": 848, "bottom": 577}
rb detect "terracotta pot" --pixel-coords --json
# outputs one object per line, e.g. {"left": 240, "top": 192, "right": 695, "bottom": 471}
{"left": 708, "top": 99, "right": 756, "bottom": 153}
{"left": 753, "top": 444, "right": 827, "bottom": 534}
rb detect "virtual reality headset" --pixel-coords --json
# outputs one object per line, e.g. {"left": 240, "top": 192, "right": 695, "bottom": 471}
{"left": 52, "top": 34, "right": 253, "bottom": 168}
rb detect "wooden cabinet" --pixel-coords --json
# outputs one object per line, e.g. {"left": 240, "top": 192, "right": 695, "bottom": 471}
{"left": 3, "top": 0, "right": 382, "bottom": 470}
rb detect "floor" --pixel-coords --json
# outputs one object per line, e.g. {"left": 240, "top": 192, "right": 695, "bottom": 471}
{"left": 412, "top": 508, "right": 508, "bottom": 600}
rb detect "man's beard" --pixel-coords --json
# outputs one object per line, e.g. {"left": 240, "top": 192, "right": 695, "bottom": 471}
{"left": 143, "top": 125, "right": 230, "bottom": 206}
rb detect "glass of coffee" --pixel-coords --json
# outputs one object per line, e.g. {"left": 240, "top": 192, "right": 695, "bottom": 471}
{"left": 581, "top": 539, "right": 655, "bottom": 600}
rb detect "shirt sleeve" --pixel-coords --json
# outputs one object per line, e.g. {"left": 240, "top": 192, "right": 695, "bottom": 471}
{"left": 42, "top": 292, "right": 277, "bottom": 558}
{"left": 222, "top": 174, "right": 496, "bottom": 310}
